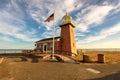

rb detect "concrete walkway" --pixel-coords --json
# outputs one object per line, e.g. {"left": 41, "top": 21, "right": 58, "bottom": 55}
{"left": 42, "top": 54, "right": 77, "bottom": 63}
{"left": 1, "top": 58, "right": 120, "bottom": 80}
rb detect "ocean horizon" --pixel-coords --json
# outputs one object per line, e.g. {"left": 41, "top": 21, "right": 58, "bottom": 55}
{"left": 0, "top": 49, "right": 32, "bottom": 54}
{"left": 0, "top": 48, "right": 120, "bottom": 54}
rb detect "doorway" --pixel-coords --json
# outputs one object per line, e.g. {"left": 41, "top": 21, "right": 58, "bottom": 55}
{"left": 43, "top": 43, "right": 47, "bottom": 53}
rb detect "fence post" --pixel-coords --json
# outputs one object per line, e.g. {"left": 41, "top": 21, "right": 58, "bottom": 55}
{"left": 98, "top": 54, "right": 105, "bottom": 63}
{"left": 83, "top": 54, "right": 89, "bottom": 62}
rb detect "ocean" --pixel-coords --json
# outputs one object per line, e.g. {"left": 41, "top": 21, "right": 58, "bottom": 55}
{"left": 0, "top": 48, "right": 120, "bottom": 54}
{"left": 0, "top": 49, "right": 32, "bottom": 54}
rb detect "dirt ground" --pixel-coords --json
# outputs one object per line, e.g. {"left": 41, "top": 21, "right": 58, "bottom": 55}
{"left": 0, "top": 57, "right": 84, "bottom": 80}
{"left": 76, "top": 51, "right": 120, "bottom": 63}
{"left": 0, "top": 56, "right": 120, "bottom": 80}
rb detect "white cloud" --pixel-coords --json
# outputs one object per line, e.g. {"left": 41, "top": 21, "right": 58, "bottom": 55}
{"left": 78, "top": 23, "right": 120, "bottom": 44}
{"left": 0, "top": 22, "right": 39, "bottom": 42}
{"left": 77, "top": 38, "right": 120, "bottom": 49}
{"left": 0, "top": 0, "right": 120, "bottom": 49}
{"left": 0, "top": 0, "right": 40, "bottom": 42}
{"left": 41, "top": 30, "right": 54, "bottom": 38}
{"left": 0, "top": 10, "right": 25, "bottom": 26}
{"left": 10, "top": 0, "right": 24, "bottom": 17}
{"left": 0, "top": 36, "right": 13, "bottom": 42}
{"left": 75, "top": 32, "right": 85, "bottom": 37}
{"left": 84, "top": 6, "right": 114, "bottom": 25}
{"left": 84, "top": 5, "right": 114, "bottom": 25}
{"left": 26, "top": 0, "right": 82, "bottom": 30}
{"left": 0, "top": 22, "right": 20, "bottom": 35}
{"left": 23, "top": 0, "right": 82, "bottom": 39}
{"left": 5, "top": 1, "right": 25, "bottom": 24}
{"left": 76, "top": 23, "right": 89, "bottom": 32}
{"left": 75, "top": 1, "right": 120, "bottom": 49}
{"left": 75, "top": 4, "right": 119, "bottom": 32}
{"left": 100, "top": 23, "right": 120, "bottom": 36}
{"left": 64, "top": 0, "right": 75, "bottom": 12}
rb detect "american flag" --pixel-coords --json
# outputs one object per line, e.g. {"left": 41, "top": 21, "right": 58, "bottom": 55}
{"left": 45, "top": 13, "right": 54, "bottom": 22}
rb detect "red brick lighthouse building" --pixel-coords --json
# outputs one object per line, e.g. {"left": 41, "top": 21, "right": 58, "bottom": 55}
{"left": 35, "top": 13, "right": 77, "bottom": 56}
{"left": 60, "top": 13, "right": 77, "bottom": 56}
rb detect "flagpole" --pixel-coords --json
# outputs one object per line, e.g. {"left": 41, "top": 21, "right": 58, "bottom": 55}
{"left": 52, "top": 10, "right": 55, "bottom": 59}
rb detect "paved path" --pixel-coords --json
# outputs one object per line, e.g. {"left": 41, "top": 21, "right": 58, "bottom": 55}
{"left": 0, "top": 57, "right": 120, "bottom": 80}
{"left": 42, "top": 54, "right": 78, "bottom": 63}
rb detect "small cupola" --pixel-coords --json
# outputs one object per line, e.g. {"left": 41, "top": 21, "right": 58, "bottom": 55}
{"left": 60, "top": 13, "right": 75, "bottom": 28}
{"left": 62, "top": 13, "right": 72, "bottom": 24}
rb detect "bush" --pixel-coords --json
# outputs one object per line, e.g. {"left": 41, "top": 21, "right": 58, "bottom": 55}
{"left": 55, "top": 56, "right": 63, "bottom": 61}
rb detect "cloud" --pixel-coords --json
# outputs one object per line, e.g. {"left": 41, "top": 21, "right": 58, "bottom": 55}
{"left": 0, "top": 35, "right": 14, "bottom": 42}
{"left": 0, "top": 9, "right": 25, "bottom": 26}
{"left": 76, "top": 23, "right": 89, "bottom": 32}
{"left": 0, "top": 22, "right": 39, "bottom": 42}
{"left": 0, "top": 0, "right": 26, "bottom": 25}
{"left": 0, "top": 22, "right": 20, "bottom": 35}
{"left": 0, "top": 0, "right": 120, "bottom": 49}
{"left": 100, "top": 23, "right": 120, "bottom": 36}
{"left": 23, "top": 0, "right": 120, "bottom": 43}
{"left": 25, "top": 0, "right": 82, "bottom": 29}
{"left": 41, "top": 30, "right": 53, "bottom": 38}
{"left": 75, "top": 3, "right": 119, "bottom": 32}
{"left": 78, "top": 23, "right": 120, "bottom": 44}
{"left": 23, "top": 0, "right": 82, "bottom": 39}
{"left": 84, "top": 5, "right": 114, "bottom": 25}
{"left": 0, "top": 0, "right": 40, "bottom": 42}
{"left": 64, "top": 0, "right": 75, "bottom": 12}
{"left": 77, "top": 38, "right": 120, "bottom": 49}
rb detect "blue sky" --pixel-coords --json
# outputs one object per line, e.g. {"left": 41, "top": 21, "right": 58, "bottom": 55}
{"left": 0, "top": 0, "right": 120, "bottom": 49}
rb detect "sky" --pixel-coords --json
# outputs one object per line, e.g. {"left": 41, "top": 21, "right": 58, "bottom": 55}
{"left": 0, "top": 0, "right": 120, "bottom": 49}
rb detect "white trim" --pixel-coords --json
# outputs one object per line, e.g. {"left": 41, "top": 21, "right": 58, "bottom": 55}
{"left": 37, "top": 39, "right": 60, "bottom": 44}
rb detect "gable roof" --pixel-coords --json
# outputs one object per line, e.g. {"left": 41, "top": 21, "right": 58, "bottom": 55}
{"left": 36, "top": 36, "right": 61, "bottom": 43}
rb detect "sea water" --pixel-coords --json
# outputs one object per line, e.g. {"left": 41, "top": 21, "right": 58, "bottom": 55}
{"left": 0, "top": 49, "right": 31, "bottom": 54}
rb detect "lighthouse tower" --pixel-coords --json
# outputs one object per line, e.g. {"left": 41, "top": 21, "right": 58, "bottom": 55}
{"left": 60, "top": 13, "right": 77, "bottom": 56}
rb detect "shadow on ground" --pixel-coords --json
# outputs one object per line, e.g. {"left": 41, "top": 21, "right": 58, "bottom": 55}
{"left": 20, "top": 57, "right": 39, "bottom": 63}
{"left": 21, "top": 57, "right": 28, "bottom": 61}
{"left": 31, "top": 57, "right": 39, "bottom": 63}
{"left": 91, "top": 71, "right": 120, "bottom": 80}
